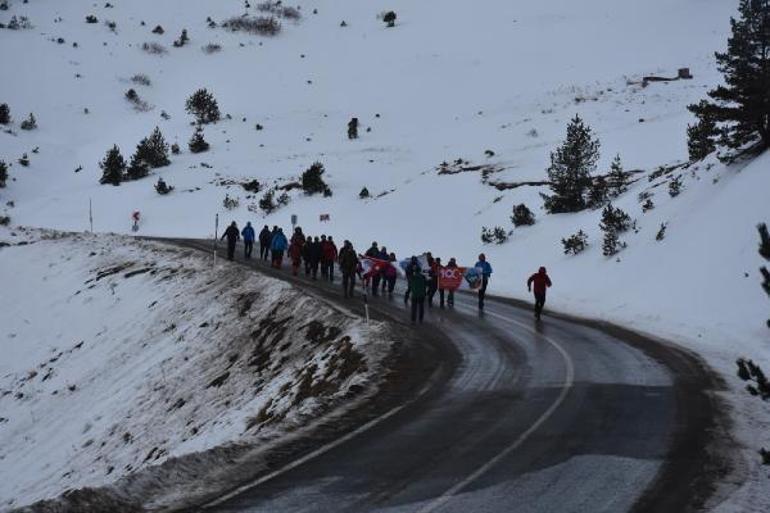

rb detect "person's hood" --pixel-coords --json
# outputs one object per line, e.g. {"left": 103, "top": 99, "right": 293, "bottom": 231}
{"left": 539, "top": 266, "right": 547, "bottom": 274}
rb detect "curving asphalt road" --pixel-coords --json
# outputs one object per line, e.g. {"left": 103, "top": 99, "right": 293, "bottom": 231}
{"left": 168, "top": 239, "right": 728, "bottom": 513}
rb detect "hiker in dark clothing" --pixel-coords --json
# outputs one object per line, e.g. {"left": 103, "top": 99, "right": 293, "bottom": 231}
{"left": 527, "top": 267, "right": 553, "bottom": 320}
{"left": 289, "top": 227, "right": 305, "bottom": 276}
{"left": 322, "top": 236, "right": 338, "bottom": 282}
{"left": 475, "top": 253, "right": 493, "bottom": 310}
{"left": 259, "top": 225, "right": 272, "bottom": 260}
{"left": 309, "top": 237, "right": 323, "bottom": 279}
{"left": 378, "top": 247, "right": 389, "bottom": 294}
{"left": 241, "top": 222, "right": 255, "bottom": 259}
{"left": 339, "top": 241, "right": 359, "bottom": 298}
{"left": 384, "top": 253, "right": 398, "bottom": 294}
{"left": 408, "top": 257, "right": 429, "bottom": 323}
{"left": 221, "top": 221, "right": 240, "bottom": 261}
{"left": 303, "top": 235, "right": 313, "bottom": 276}
{"left": 404, "top": 256, "right": 421, "bottom": 304}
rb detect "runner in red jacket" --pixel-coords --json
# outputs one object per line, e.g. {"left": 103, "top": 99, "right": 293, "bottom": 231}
{"left": 527, "top": 266, "right": 552, "bottom": 320}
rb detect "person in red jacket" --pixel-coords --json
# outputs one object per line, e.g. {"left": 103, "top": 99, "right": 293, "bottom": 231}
{"left": 321, "top": 235, "right": 338, "bottom": 282}
{"left": 527, "top": 266, "right": 552, "bottom": 320}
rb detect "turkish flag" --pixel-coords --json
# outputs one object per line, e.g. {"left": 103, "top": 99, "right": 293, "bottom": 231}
{"left": 360, "top": 255, "right": 390, "bottom": 277}
{"left": 438, "top": 266, "right": 466, "bottom": 291}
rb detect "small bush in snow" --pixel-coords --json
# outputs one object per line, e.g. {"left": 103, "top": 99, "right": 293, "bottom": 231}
{"left": 511, "top": 203, "right": 535, "bottom": 227}
{"left": 607, "top": 154, "right": 628, "bottom": 198}
{"left": 736, "top": 358, "right": 769, "bottom": 400}
{"left": 600, "top": 204, "right": 632, "bottom": 235}
{"left": 202, "top": 43, "right": 222, "bottom": 54}
{"left": 0, "top": 1, "right": 8, "bottom": 11}
{"left": 99, "top": 145, "right": 125, "bottom": 185}
{"left": 223, "top": 194, "right": 239, "bottom": 210}
{"left": 301, "top": 161, "right": 329, "bottom": 195}
{"left": 0, "top": 103, "right": 10, "bottom": 125}
{"left": 130, "top": 74, "right": 151, "bottom": 86}
{"left": 655, "top": 222, "right": 667, "bottom": 241}
{"left": 0, "top": 215, "right": 9, "bottom": 226}
{"left": 481, "top": 226, "right": 508, "bottom": 245}
{"left": 19, "top": 113, "right": 36, "bottom": 130}
{"left": 152, "top": 25, "right": 164, "bottom": 34}
{"left": 142, "top": 42, "right": 167, "bottom": 55}
{"left": 188, "top": 126, "right": 210, "bottom": 153}
{"left": 17, "top": 153, "right": 29, "bottom": 167}
{"left": 0, "top": 160, "right": 7, "bottom": 188}
{"left": 125, "top": 89, "right": 151, "bottom": 111}
{"left": 259, "top": 189, "right": 276, "bottom": 213}
{"left": 668, "top": 176, "right": 683, "bottom": 197}
{"left": 173, "top": 28, "right": 189, "bottom": 47}
{"left": 602, "top": 228, "right": 625, "bottom": 257}
{"left": 277, "top": 191, "right": 290, "bottom": 206}
{"left": 6, "top": 16, "right": 33, "bottom": 30}
{"left": 222, "top": 16, "right": 281, "bottom": 36}
{"left": 155, "top": 177, "right": 173, "bottom": 195}
{"left": 359, "top": 187, "right": 370, "bottom": 199}
{"left": 171, "top": 143, "right": 180, "bottom": 155}
{"left": 186, "top": 88, "right": 220, "bottom": 124}
{"left": 242, "top": 179, "right": 260, "bottom": 192}
{"left": 561, "top": 230, "right": 588, "bottom": 255}
{"left": 381, "top": 11, "right": 397, "bottom": 28}
{"left": 85, "top": 15, "right": 98, "bottom": 24}
{"left": 641, "top": 198, "right": 655, "bottom": 212}
{"left": 257, "top": 2, "right": 301, "bottom": 20}
{"left": 105, "top": 20, "right": 117, "bottom": 33}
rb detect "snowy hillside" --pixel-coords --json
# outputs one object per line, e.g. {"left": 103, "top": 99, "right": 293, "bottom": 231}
{"left": 1, "top": 0, "right": 770, "bottom": 509}
{"left": 0, "top": 231, "right": 393, "bottom": 511}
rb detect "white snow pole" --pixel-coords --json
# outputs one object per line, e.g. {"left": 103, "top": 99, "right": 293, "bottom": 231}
{"left": 88, "top": 198, "right": 93, "bottom": 233}
{"left": 213, "top": 213, "right": 219, "bottom": 269}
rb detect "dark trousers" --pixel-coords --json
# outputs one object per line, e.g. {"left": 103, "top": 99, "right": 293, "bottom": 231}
{"left": 260, "top": 244, "right": 269, "bottom": 260}
{"left": 447, "top": 289, "right": 455, "bottom": 306}
{"left": 478, "top": 277, "right": 489, "bottom": 309}
{"left": 272, "top": 250, "right": 284, "bottom": 269}
{"left": 534, "top": 292, "right": 547, "bottom": 318}
{"left": 244, "top": 241, "right": 254, "bottom": 258}
{"left": 427, "top": 280, "right": 438, "bottom": 307}
{"left": 386, "top": 277, "right": 396, "bottom": 293}
{"left": 227, "top": 241, "right": 236, "bottom": 261}
{"left": 371, "top": 274, "right": 381, "bottom": 295}
{"left": 305, "top": 260, "right": 312, "bottom": 276}
{"left": 404, "top": 284, "right": 411, "bottom": 303}
{"left": 411, "top": 297, "right": 425, "bottom": 323}
{"left": 342, "top": 272, "right": 356, "bottom": 297}
{"left": 323, "top": 261, "right": 334, "bottom": 282}
{"left": 311, "top": 261, "right": 319, "bottom": 279}
{"left": 439, "top": 289, "right": 445, "bottom": 307}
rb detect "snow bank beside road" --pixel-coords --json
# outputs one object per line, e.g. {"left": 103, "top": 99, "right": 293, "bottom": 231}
{"left": 0, "top": 232, "right": 393, "bottom": 512}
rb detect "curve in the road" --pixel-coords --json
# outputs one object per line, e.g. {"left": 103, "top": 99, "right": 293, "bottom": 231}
{"left": 166, "top": 239, "right": 731, "bottom": 513}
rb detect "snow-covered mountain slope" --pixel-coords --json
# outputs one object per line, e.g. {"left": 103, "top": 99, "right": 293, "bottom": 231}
{"left": 0, "top": 232, "right": 392, "bottom": 511}
{"left": 1, "top": 0, "right": 769, "bottom": 509}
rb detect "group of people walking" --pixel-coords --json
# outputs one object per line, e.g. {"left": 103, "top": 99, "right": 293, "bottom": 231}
{"left": 221, "top": 221, "right": 552, "bottom": 323}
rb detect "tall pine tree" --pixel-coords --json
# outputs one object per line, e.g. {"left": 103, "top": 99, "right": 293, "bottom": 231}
{"left": 542, "top": 115, "right": 600, "bottom": 213}
{"left": 689, "top": 0, "right": 770, "bottom": 156}
{"left": 99, "top": 145, "right": 126, "bottom": 186}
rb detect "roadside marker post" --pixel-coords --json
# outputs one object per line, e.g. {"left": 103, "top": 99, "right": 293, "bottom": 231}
{"left": 88, "top": 198, "right": 93, "bottom": 233}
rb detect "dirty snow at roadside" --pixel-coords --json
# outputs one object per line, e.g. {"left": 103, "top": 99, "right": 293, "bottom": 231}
{"left": 0, "top": 232, "right": 392, "bottom": 511}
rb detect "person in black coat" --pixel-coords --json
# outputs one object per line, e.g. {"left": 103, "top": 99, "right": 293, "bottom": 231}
{"left": 258, "top": 225, "right": 272, "bottom": 261}
{"left": 309, "top": 236, "right": 323, "bottom": 279}
{"left": 221, "top": 221, "right": 240, "bottom": 261}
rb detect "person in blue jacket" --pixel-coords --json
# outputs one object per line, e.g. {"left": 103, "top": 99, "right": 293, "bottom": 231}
{"left": 271, "top": 228, "right": 289, "bottom": 269}
{"left": 475, "top": 253, "right": 493, "bottom": 310}
{"left": 241, "top": 222, "right": 255, "bottom": 259}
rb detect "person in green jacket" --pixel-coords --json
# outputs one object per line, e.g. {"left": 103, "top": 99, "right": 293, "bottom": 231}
{"left": 408, "top": 256, "right": 429, "bottom": 323}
